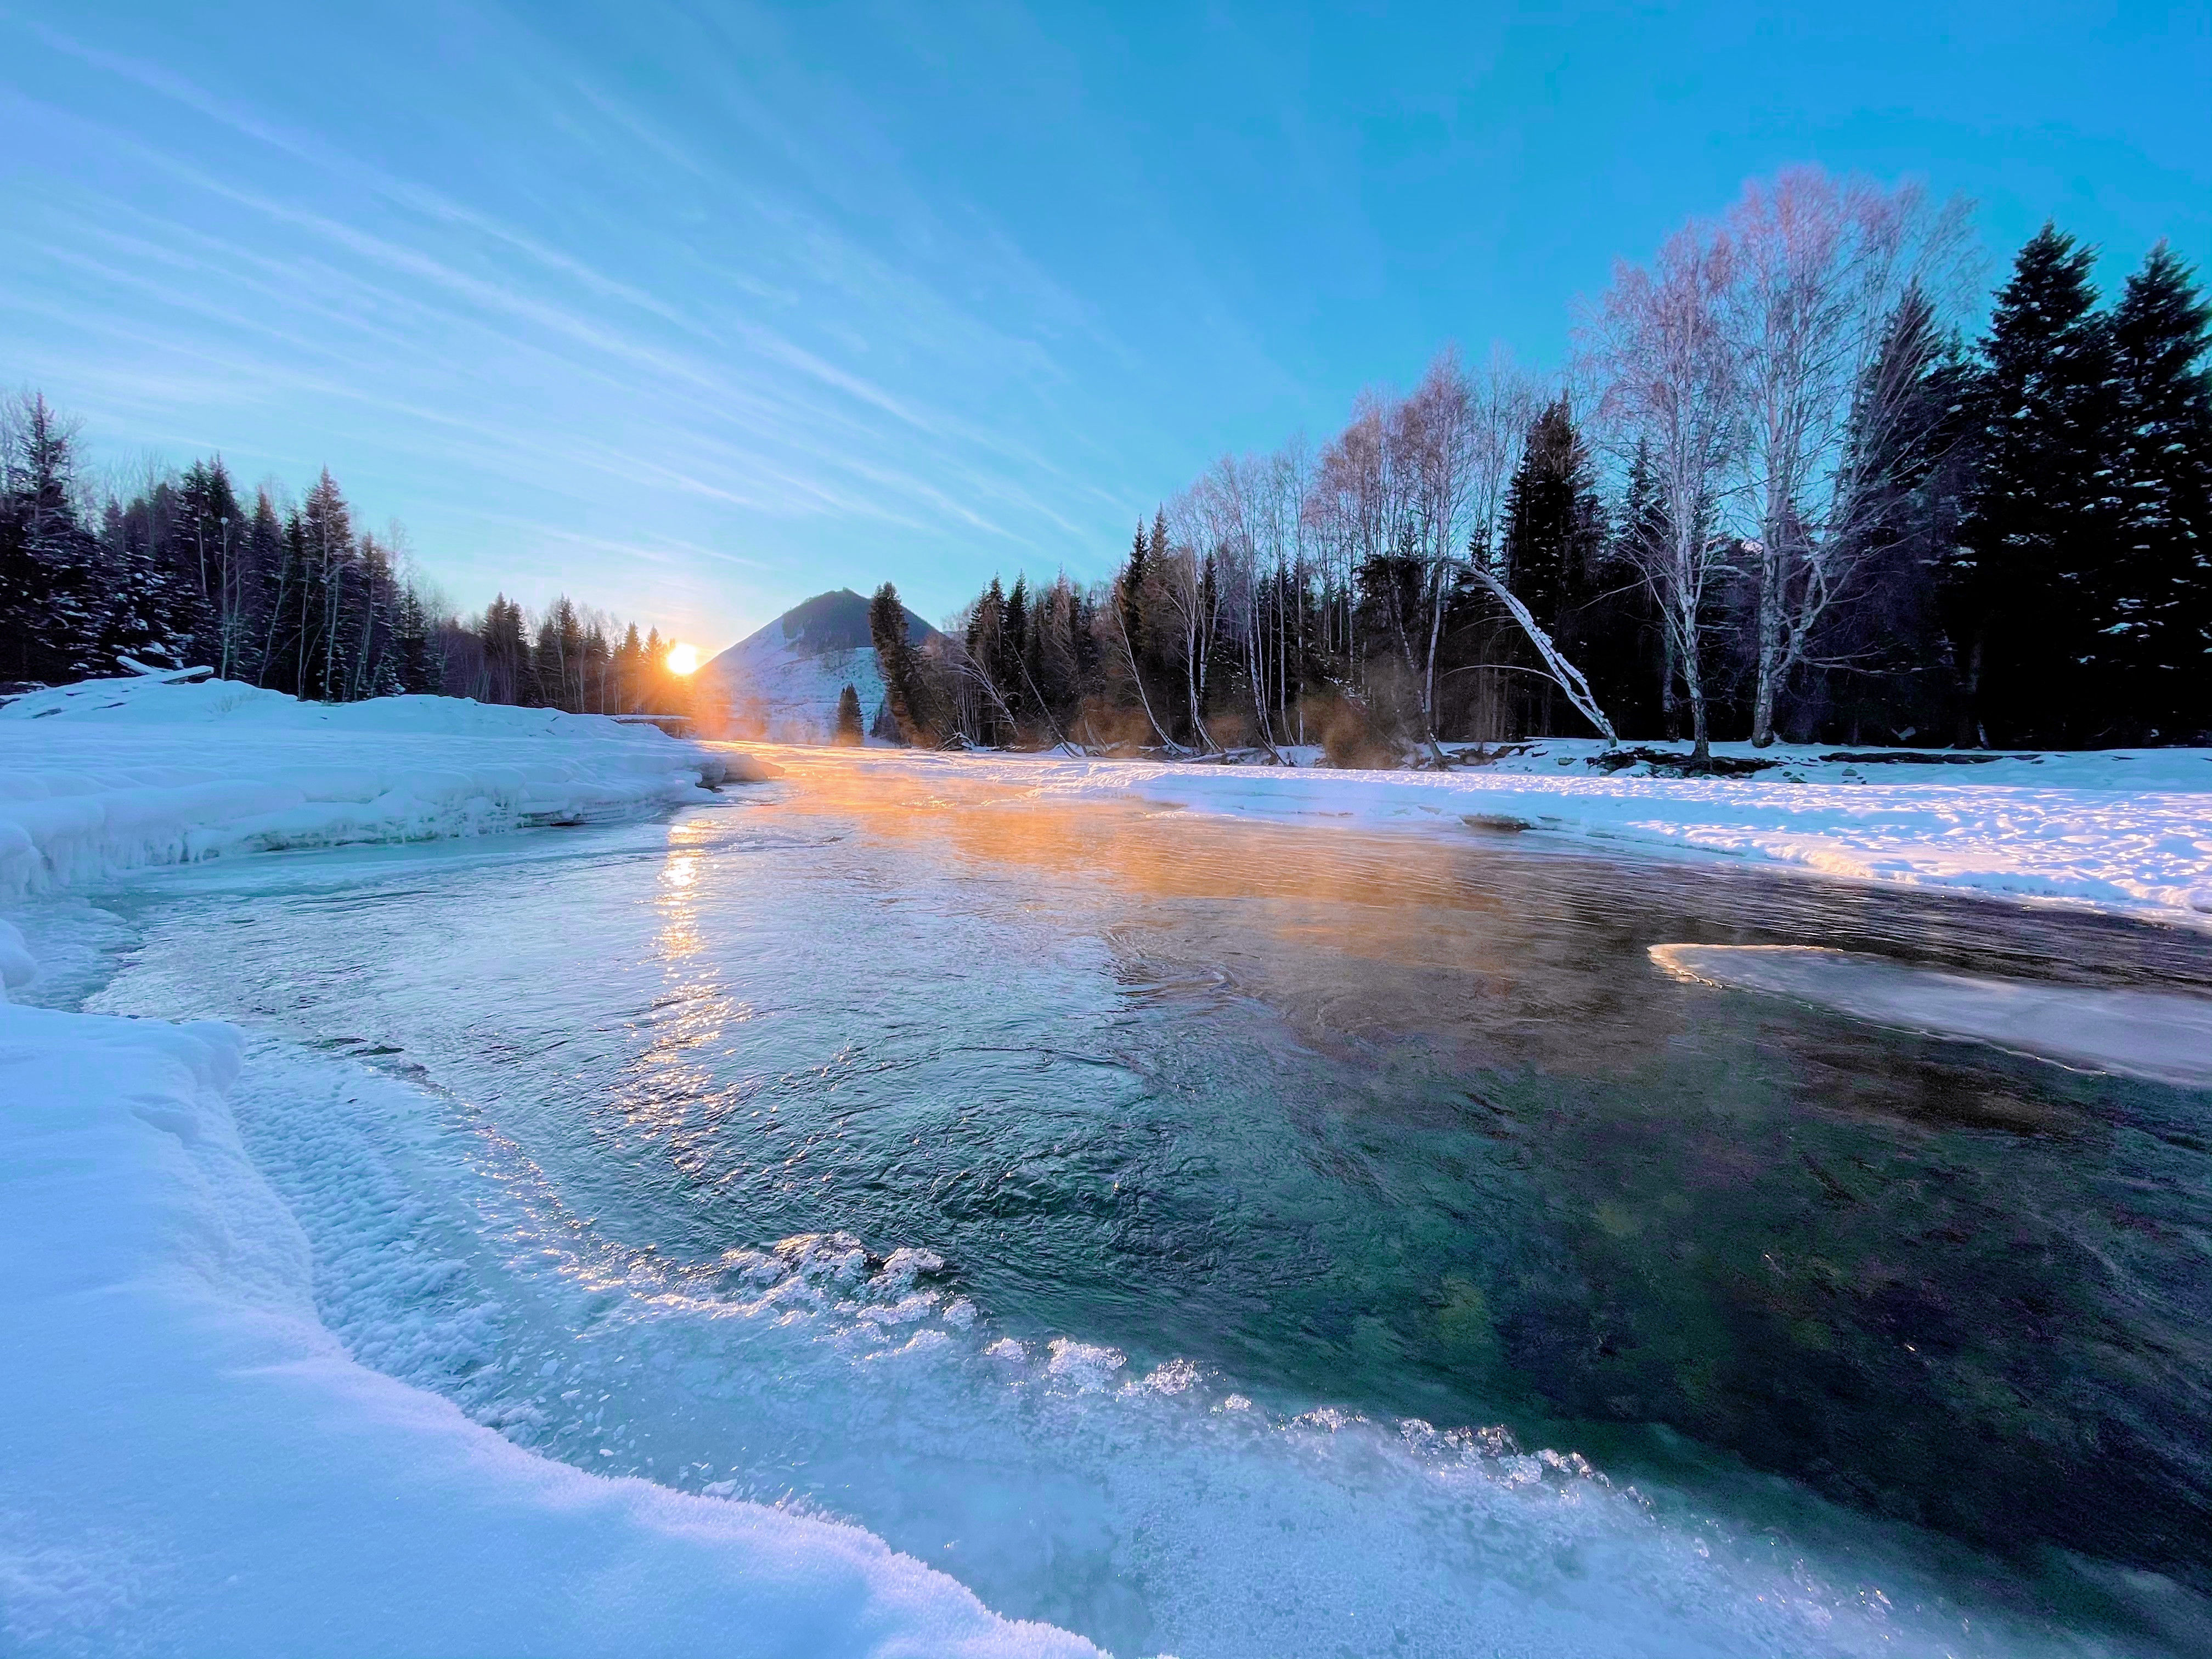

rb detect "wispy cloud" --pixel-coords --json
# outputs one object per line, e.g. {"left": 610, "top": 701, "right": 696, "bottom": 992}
{"left": 0, "top": 2, "right": 1212, "bottom": 640}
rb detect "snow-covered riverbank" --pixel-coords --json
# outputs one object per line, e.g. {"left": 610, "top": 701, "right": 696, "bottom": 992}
{"left": 0, "top": 673, "right": 768, "bottom": 902}
{"left": 758, "top": 740, "right": 2212, "bottom": 923}
{"left": 0, "top": 1001, "right": 1094, "bottom": 1658}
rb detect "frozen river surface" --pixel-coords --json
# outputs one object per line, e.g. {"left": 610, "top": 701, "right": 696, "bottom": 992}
{"left": 38, "top": 749, "right": 2212, "bottom": 1658}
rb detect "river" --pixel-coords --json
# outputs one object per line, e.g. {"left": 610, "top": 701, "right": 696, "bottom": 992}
{"left": 29, "top": 748, "right": 2211, "bottom": 1658}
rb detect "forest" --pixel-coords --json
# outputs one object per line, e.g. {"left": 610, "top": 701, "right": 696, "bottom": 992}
{"left": 0, "top": 400, "right": 692, "bottom": 719}
{"left": 885, "top": 176, "right": 2211, "bottom": 760}
{"left": 7, "top": 170, "right": 2208, "bottom": 757}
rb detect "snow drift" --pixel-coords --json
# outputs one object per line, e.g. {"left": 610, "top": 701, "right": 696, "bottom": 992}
{"left": 0, "top": 677, "right": 1079, "bottom": 1655}
{"left": 0, "top": 673, "right": 772, "bottom": 902}
{"left": 0, "top": 999, "right": 1094, "bottom": 1658}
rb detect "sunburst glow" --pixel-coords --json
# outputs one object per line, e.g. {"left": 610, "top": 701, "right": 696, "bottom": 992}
{"left": 665, "top": 642, "right": 699, "bottom": 676}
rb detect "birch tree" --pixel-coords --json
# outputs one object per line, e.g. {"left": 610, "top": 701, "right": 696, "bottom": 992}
{"left": 1588, "top": 221, "right": 1741, "bottom": 765}
{"left": 1719, "top": 169, "right": 1971, "bottom": 744}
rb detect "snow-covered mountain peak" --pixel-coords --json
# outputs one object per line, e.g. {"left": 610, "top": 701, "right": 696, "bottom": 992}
{"left": 699, "top": 589, "right": 936, "bottom": 742}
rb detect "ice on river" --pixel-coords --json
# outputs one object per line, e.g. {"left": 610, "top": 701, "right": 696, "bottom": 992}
{"left": 1651, "top": 943, "right": 2212, "bottom": 1086}
{"left": 0, "top": 1002, "right": 1092, "bottom": 1659}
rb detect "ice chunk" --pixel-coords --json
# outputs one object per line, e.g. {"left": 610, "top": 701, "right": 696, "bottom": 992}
{"left": 1651, "top": 943, "right": 2212, "bottom": 1087}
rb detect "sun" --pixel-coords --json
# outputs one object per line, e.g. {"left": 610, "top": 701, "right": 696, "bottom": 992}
{"left": 665, "top": 642, "right": 700, "bottom": 676}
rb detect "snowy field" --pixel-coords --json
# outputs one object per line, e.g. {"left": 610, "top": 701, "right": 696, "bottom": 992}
{"left": 4, "top": 680, "right": 2210, "bottom": 1656}
{"left": 766, "top": 738, "right": 2212, "bottom": 924}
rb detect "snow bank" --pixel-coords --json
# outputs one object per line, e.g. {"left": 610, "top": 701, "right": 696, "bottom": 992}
{"left": 0, "top": 997, "right": 1094, "bottom": 1658}
{"left": 0, "top": 675, "right": 772, "bottom": 902}
{"left": 788, "top": 743, "right": 2212, "bottom": 922}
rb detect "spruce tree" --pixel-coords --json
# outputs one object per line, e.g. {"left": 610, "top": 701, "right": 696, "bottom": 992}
{"left": 966, "top": 577, "right": 1009, "bottom": 744}
{"left": 1819, "top": 288, "right": 1979, "bottom": 741}
{"left": 0, "top": 393, "right": 102, "bottom": 684}
{"left": 1948, "top": 224, "right": 2119, "bottom": 746}
{"left": 834, "top": 682, "right": 865, "bottom": 745}
{"left": 1502, "top": 398, "right": 1604, "bottom": 633}
{"left": 479, "top": 596, "right": 528, "bottom": 704}
{"left": 1003, "top": 573, "right": 1030, "bottom": 721}
{"left": 243, "top": 492, "right": 285, "bottom": 687}
{"left": 296, "top": 470, "right": 356, "bottom": 701}
{"left": 1581, "top": 440, "right": 1668, "bottom": 738}
{"left": 2109, "top": 243, "right": 2212, "bottom": 740}
{"left": 1497, "top": 399, "right": 1605, "bottom": 735}
{"left": 529, "top": 615, "right": 561, "bottom": 708}
{"left": 868, "top": 581, "right": 923, "bottom": 743}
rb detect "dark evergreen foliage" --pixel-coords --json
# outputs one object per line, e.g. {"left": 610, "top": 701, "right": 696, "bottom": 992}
{"left": 1946, "top": 225, "right": 2120, "bottom": 746}
{"left": 0, "top": 391, "right": 684, "bottom": 716}
{"left": 833, "top": 682, "right": 865, "bottom": 744}
{"left": 915, "top": 225, "right": 2207, "bottom": 758}
{"left": 2109, "top": 244, "right": 2212, "bottom": 740}
{"left": 867, "top": 582, "right": 925, "bottom": 743}
{"left": 11, "top": 212, "right": 2206, "bottom": 752}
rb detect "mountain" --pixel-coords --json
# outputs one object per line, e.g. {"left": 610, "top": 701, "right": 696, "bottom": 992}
{"left": 697, "top": 589, "right": 938, "bottom": 743}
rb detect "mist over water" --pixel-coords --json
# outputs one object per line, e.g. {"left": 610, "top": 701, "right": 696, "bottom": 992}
{"left": 42, "top": 751, "right": 2212, "bottom": 1657}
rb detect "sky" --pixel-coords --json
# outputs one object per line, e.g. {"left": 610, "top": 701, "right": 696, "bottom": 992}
{"left": 3, "top": 2, "right": 2206, "bottom": 651}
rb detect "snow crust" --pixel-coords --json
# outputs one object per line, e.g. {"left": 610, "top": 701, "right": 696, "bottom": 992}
{"left": 1651, "top": 944, "right": 2212, "bottom": 1086}
{"left": 785, "top": 741, "right": 2212, "bottom": 922}
{"left": 0, "top": 1000, "right": 1093, "bottom": 1657}
{"left": 0, "top": 675, "right": 768, "bottom": 902}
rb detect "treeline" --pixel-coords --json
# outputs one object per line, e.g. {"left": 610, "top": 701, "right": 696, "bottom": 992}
{"left": 0, "top": 395, "right": 692, "bottom": 715}
{"left": 884, "top": 172, "right": 2210, "bottom": 759}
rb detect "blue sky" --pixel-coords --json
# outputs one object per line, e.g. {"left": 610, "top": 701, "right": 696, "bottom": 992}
{"left": 3, "top": 2, "right": 2205, "bottom": 650}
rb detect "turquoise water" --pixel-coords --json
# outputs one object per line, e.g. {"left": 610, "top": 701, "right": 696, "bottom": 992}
{"left": 43, "top": 758, "right": 2212, "bottom": 1657}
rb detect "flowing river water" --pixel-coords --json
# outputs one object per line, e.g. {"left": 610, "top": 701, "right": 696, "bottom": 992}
{"left": 24, "top": 748, "right": 2212, "bottom": 1657}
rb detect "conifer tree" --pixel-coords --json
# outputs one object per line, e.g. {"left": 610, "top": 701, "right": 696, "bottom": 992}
{"left": 1948, "top": 224, "right": 2118, "bottom": 745}
{"left": 834, "top": 682, "right": 865, "bottom": 745}
{"left": 1003, "top": 573, "right": 1030, "bottom": 720}
{"left": 529, "top": 614, "right": 561, "bottom": 708}
{"left": 2109, "top": 243, "right": 2212, "bottom": 739}
{"left": 1502, "top": 397, "right": 1604, "bottom": 633}
{"left": 296, "top": 470, "right": 356, "bottom": 701}
{"left": 868, "top": 581, "right": 927, "bottom": 743}
{"left": 615, "top": 622, "right": 644, "bottom": 712}
{"left": 244, "top": 492, "right": 285, "bottom": 686}
{"left": 479, "top": 596, "right": 528, "bottom": 704}
{"left": 0, "top": 393, "right": 102, "bottom": 683}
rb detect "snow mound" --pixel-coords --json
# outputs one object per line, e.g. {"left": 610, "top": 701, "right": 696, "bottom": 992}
{"left": 1651, "top": 944, "right": 2212, "bottom": 1087}
{"left": 0, "top": 676, "right": 770, "bottom": 903}
{"left": 0, "top": 997, "right": 1096, "bottom": 1658}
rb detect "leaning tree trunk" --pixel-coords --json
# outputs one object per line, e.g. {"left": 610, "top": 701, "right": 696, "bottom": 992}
{"left": 1466, "top": 567, "right": 1619, "bottom": 748}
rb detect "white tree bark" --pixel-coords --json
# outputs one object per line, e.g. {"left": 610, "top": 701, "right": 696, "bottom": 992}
{"left": 1464, "top": 566, "right": 1619, "bottom": 746}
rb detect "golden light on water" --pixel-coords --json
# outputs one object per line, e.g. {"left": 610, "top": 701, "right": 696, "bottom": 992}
{"left": 665, "top": 642, "right": 700, "bottom": 675}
